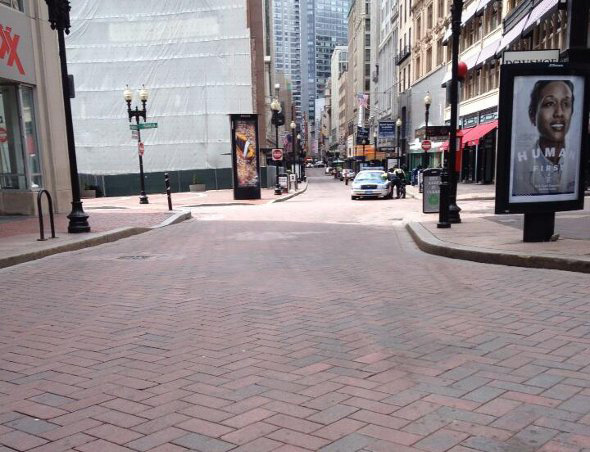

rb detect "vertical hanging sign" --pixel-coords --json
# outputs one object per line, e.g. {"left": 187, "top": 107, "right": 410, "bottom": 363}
{"left": 230, "top": 114, "right": 261, "bottom": 200}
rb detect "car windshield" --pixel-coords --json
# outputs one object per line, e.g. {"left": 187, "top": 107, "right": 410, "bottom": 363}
{"left": 355, "top": 172, "right": 383, "bottom": 181}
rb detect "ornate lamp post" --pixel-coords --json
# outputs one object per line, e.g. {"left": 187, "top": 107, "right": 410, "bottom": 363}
{"left": 45, "top": 0, "right": 90, "bottom": 233}
{"left": 438, "top": 0, "right": 463, "bottom": 227}
{"left": 124, "top": 85, "right": 149, "bottom": 204}
{"left": 423, "top": 91, "right": 432, "bottom": 169}
{"left": 271, "top": 96, "right": 282, "bottom": 195}
{"left": 396, "top": 117, "right": 403, "bottom": 169}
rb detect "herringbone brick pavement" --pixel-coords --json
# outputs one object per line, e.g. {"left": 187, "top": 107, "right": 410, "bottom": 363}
{"left": 1, "top": 174, "right": 590, "bottom": 451}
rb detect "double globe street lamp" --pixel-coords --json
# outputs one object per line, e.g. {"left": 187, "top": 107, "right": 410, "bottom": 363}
{"left": 124, "top": 85, "right": 150, "bottom": 204}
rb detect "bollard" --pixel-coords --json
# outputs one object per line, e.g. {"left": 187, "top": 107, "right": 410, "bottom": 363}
{"left": 165, "top": 173, "right": 173, "bottom": 211}
{"left": 345, "top": 176, "right": 349, "bottom": 185}
{"left": 437, "top": 170, "right": 451, "bottom": 228}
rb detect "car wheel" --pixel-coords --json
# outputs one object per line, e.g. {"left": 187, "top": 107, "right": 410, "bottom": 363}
{"left": 351, "top": 196, "right": 357, "bottom": 200}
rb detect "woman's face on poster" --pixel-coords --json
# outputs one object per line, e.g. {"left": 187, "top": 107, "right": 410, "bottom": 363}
{"left": 531, "top": 81, "right": 573, "bottom": 143}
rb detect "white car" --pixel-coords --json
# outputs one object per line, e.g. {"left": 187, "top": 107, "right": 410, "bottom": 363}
{"left": 350, "top": 170, "right": 393, "bottom": 200}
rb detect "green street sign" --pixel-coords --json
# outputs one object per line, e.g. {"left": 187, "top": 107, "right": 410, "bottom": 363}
{"left": 129, "top": 122, "right": 158, "bottom": 130}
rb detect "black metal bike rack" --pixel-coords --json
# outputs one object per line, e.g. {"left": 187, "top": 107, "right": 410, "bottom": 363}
{"left": 37, "top": 190, "right": 56, "bottom": 241}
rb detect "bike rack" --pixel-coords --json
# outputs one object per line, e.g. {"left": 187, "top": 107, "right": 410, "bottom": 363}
{"left": 37, "top": 190, "right": 56, "bottom": 241}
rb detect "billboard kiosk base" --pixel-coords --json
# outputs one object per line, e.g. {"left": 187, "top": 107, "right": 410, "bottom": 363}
{"left": 523, "top": 212, "right": 555, "bottom": 242}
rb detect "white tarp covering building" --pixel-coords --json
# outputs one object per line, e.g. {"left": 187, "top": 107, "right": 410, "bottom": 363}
{"left": 67, "top": 0, "right": 256, "bottom": 177}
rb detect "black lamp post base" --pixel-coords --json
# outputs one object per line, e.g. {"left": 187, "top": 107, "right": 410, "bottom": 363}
{"left": 139, "top": 194, "right": 149, "bottom": 204}
{"left": 67, "top": 202, "right": 90, "bottom": 233}
{"left": 449, "top": 203, "right": 462, "bottom": 223}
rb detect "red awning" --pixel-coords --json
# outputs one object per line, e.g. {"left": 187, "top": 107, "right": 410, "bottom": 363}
{"left": 441, "top": 121, "right": 497, "bottom": 151}
{"left": 462, "top": 120, "right": 498, "bottom": 147}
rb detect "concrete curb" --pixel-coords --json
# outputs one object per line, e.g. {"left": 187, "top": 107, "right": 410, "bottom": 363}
{"left": 151, "top": 209, "right": 192, "bottom": 228}
{"left": 0, "top": 210, "right": 193, "bottom": 270}
{"left": 0, "top": 227, "right": 149, "bottom": 270}
{"left": 406, "top": 221, "right": 590, "bottom": 274}
{"left": 271, "top": 182, "right": 309, "bottom": 203}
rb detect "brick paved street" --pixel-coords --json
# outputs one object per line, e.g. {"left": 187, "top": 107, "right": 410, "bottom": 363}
{"left": 1, "top": 169, "right": 590, "bottom": 451}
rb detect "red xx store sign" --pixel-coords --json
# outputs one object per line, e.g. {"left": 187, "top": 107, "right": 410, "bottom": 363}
{"left": 0, "top": 5, "right": 35, "bottom": 85}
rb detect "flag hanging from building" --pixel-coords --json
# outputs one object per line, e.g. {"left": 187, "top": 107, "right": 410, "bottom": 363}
{"left": 357, "top": 94, "right": 369, "bottom": 108}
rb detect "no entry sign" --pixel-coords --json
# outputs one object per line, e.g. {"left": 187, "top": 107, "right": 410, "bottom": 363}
{"left": 0, "top": 128, "right": 7, "bottom": 143}
{"left": 138, "top": 141, "right": 144, "bottom": 156}
{"left": 272, "top": 148, "right": 283, "bottom": 161}
{"left": 421, "top": 140, "right": 432, "bottom": 151}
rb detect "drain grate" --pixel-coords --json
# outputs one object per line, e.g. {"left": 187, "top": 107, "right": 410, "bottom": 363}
{"left": 118, "top": 255, "right": 152, "bottom": 260}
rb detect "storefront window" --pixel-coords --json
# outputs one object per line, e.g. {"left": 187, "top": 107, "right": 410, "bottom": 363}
{"left": 0, "top": 84, "right": 40, "bottom": 190}
{"left": 21, "top": 87, "right": 41, "bottom": 189}
{"left": 0, "top": 85, "right": 26, "bottom": 189}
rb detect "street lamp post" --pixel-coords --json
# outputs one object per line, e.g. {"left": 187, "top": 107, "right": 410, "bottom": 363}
{"left": 373, "top": 130, "right": 378, "bottom": 166}
{"left": 124, "top": 85, "right": 150, "bottom": 204}
{"left": 298, "top": 133, "right": 305, "bottom": 181}
{"left": 423, "top": 91, "right": 431, "bottom": 169}
{"left": 291, "top": 120, "right": 298, "bottom": 181}
{"left": 271, "top": 96, "right": 282, "bottom": 195}
{"left": 396, "top": 117, "right": 403, "bottom": 169}
{"left": 447, "top": 0, "right": 463, "bottom": 223}
{"left": 45, "top": 0, "right": 90, "bottom": 233}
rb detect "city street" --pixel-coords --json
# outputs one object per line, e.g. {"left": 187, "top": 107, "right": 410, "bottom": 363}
{"left": 1, "top": 169, "right": 590, "bottom": 451}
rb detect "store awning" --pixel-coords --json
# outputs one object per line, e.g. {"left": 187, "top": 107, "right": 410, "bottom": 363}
{"left": 442, "top": 27, "right": 452, "bottom": 45}
{"left": 441, "top": 120, "right": 498, "bottom": 150}
{"left": 476, "top": 0, "right": 493, "bottom": 14}
{"left": 497, "top": 16, "right": 528, "bottom": 54}
{"left": 441, "top": 50, "right": 479, "bottom": 87}
{"left": 523, "top": 0, "right": 557, "bottom": 35}
{"left": 475, "top": 39, "right": 500, "bottom": 67}
{"left": 461, "top": 0, "right": 479, "bottom": 25}
{"left": 462, "top": 120, "right": 498, "bottom": 147}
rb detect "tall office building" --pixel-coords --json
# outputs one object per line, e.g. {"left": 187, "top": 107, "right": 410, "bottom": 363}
{"left": 300, "top": 0, "right": 351, "bottom": 127}
{"left": 272, "top": 0, "right": 302, "bottom": 120}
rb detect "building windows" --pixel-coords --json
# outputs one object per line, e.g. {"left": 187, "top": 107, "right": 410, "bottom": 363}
{"left": 426, "top": 47, "right": 432, "bottom": 73}
{"left": 427, "top": 5, "right": 433, "bottom": 29}
{"left": 0, "top": 0, "right": 24, "bottom": 11}
{"left": 0, "top": 85, "right": 41, "bottom": 190}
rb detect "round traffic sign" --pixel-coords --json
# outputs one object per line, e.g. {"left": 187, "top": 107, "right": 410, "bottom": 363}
{"left": 0, "top": 128, "right": 7, "bottom": 143}
{"left": 138, "top": 141, "right": 145, "bottom": 156}
{"left": 272, "top": 148, "right": 283, "bottom": 161}
{"left": 421, "top": 140, "right": 432, "bottom": 151}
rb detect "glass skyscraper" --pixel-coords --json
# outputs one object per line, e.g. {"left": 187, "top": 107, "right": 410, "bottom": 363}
{"left": 300, "top": 0, "right": 350, "bottom": 125}
{"left": 273, "top": 0, "right": 350, "bottom": 125}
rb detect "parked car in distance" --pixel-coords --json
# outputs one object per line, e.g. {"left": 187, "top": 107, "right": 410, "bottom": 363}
{"left": 314, "top": 161, "right": 326, "bottom": 167}
{"left": 350, "top": 170, "right": 393, "bottom": 200}
{"left": 340, "top": 169, "right": 356, "bottom": 181}
{"left": 306, "top": 162, "right": 314, "bottom": 168}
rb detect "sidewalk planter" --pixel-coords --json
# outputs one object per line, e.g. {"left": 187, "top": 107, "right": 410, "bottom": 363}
{"left": 81, "top": 189, "right": 96, "bottom": 198}
{"left": 189, "top": 184, "right": 206, "bottom": 192}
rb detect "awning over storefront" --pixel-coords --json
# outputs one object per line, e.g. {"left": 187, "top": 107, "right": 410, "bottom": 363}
{"left": 441, "top": 120, "right": 498, "bottom": 150}
{"left": 441, "top": 50, "right": 480, "bottom": 87}
{"left": 476, "top": 0, "right": 493, "bottom": 14}
{"left": 442, "top": 27, "right": 452, "bottom": 45}
{"left": 461, "top": 120, "right": 498, "bottom": 147}
{"left": 461, "top": 0, "right": 479, "bottom": 25}
{"left": 497, "top": 15, "right": 528, "bottom": 54}
{"left": 475, "top": 39, "right": 500, "bottom": 67}
{"left": 523, "top": 0, "right": 557, "bottom": 34}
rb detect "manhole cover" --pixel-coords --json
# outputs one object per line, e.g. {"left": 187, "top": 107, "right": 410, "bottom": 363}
{"left": 117, "top": 255, "right": 152, "bottom": 260}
